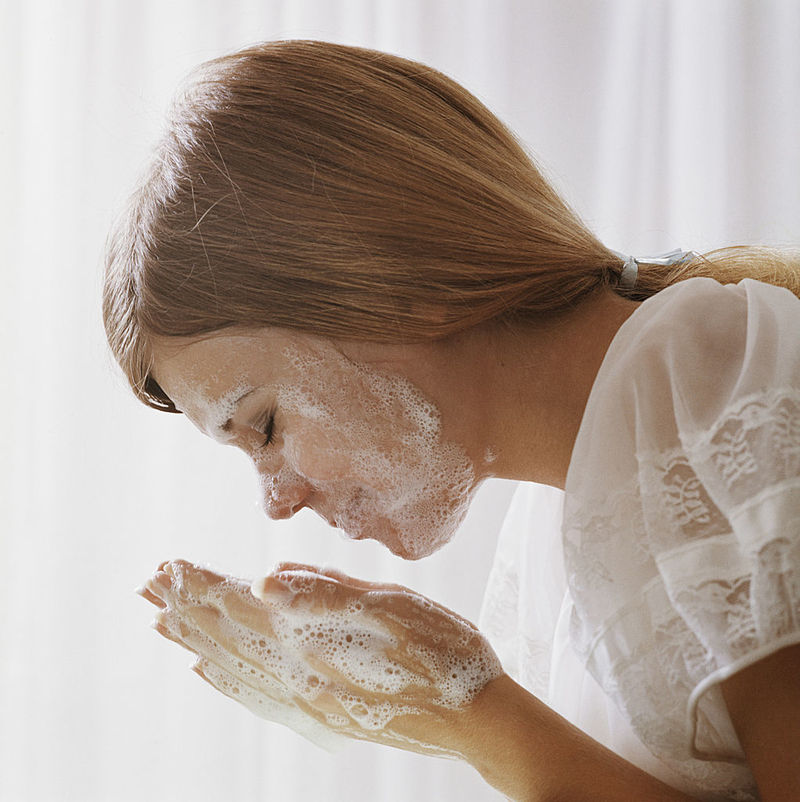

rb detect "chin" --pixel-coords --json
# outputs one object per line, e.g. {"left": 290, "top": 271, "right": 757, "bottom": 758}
{"left": 378, "top": 528, "right": 452, "bottom": 561}
{"left": 385, "top": 540, "right": 425, "bottom": 561}
{"left": 337, "top": 512, "right": 456, "bottom": 561}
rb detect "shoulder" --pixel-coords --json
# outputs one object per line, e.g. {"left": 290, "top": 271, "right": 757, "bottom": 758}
{"left": 611, "top": 278, "right": 800, "bottom": 440}
{"left": 569, "top": 277, "right": 800, "bottom": 485}
{"left": 622, "top": 278, "right": 783, "bottom": 375}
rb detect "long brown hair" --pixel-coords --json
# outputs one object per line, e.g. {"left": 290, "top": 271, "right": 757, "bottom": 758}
{"left": 103, "top": 39, "right": 800, "bottom": 412}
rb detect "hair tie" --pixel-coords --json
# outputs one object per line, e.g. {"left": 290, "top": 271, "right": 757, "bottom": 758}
{"left": 619, "top": 257, "right": 639, "bottom": 289}
{"left": 610, "top": 248, "right": 700, "bottom": 291}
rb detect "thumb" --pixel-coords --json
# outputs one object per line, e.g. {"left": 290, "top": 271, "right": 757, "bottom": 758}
{"left": 250, "top": 574, "right": 296, "bottom": 603}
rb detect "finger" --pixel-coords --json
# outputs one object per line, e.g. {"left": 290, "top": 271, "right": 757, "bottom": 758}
{"left": 143, "top": 562, "right": 188, "bottom": 607}
{"left": 271, "top": 561, "right": 318, "bottom": 574}
{"left": 272, "top": 571, "right": 355, "bottom": 614}
{"left": 136, "top": 585, "right": 167, "bottom": 609}
{"left": 147, "top": 567, "right": 367, "bottom": 721}
{"left": 168, "top": 559, "right": 233, "bottom": 599}
{"left": 191, "top": 662, "right": 220, "bottom": 690}
{"left": 181, "top": 604, "right": 273, "bottom": 676}
{"left": 267, "top": 567, "right": 394, "bottom": 610}
{"left": 196, "top": 657, "right": 354, "bottom": 753}
{"left": 195, "top": 655, "right": 302, "bottom": 720}
{"left": 150, "top": 559, "right": 231, "bottom": 602}
{"left": 250, "top": 575, "right": 298, "bottom": 604}
{"left": 185, "top": 602, "right": 225, "bottom": 637}
{"left": 192, "top": 655, "right": 250, "bottom": 703}
{"left": 160, "top": 599, "right": 292, "bottom": 694}
{"left": 144, "top": 561, "right": 250, "bottom": 626}
{"left": 369, "top": 589, "right": 478, "bottom": 636}
{"left": 251, "top": 572, "right": 351, "bottom": 613}
{"left": 271, "top": 563, "right": 408, "bottom": 594}
{"left": 270, "top": 563, "right": 353, "bottom": 582}
{"left": 218, "top": 586, "right": 279, "bottom": 639}
{"left": 153, "top": 606, "right": 227, "bottom": 661}
{"left": 147, "top": 570, "right": 174, "bottom": 596}
{"left": 151, "top": 611, "right": 196, "bottom": 653}
{"left": 194, "top": 655, "right": 299, "bottom": 710}
{"left": 252, "top": 573, "right": 345, "bottom": 607}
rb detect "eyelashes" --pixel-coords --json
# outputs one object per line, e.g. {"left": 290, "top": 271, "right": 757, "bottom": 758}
{"left": 260, "top": 409, "right": 276, "bottom": 448}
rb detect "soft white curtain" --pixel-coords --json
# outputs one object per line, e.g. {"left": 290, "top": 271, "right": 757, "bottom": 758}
{"left": 1, "top": 1, "right": 797, "bottom": 800}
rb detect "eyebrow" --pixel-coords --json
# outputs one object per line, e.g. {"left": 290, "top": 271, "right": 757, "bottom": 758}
{"left": 219, "top": 389, "right": 256, "bottom": 434}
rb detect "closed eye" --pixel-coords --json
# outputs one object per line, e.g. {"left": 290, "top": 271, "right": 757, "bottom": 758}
{"left": 260, "top": 411, "right": 276, "bottom": 448}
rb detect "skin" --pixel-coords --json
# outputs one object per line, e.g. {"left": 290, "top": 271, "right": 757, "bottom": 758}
{"left": 144, "top": 288, "right": 799, "bottom": 801}
{"left": 141, "top": 559, "right": 504, "bottom": 758}
{"left": 149, "top": 329, "right": 480, "bottom": 560}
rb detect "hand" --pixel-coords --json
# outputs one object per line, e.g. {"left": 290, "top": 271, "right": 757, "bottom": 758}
{"left": 138, "top": 559, "right": 504, "bottom": 757}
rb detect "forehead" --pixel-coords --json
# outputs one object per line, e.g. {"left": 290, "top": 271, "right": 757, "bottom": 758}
{"left": 151, "top": 330, "right": 291, "bottom": 392}
{"left": 149, "top": 330, "right": 298, "bottom": 430}
{"left": 149, "top": 329, "right": 374, "bottom": 435}
{"left": 149, "top": 329, "right": 424, "bottom": 442}
{"left": 150, "top": 328, "right": 409, "bottom": 396}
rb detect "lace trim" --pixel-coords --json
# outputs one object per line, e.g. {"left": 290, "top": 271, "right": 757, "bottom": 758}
{"left": 564, "top": 387, "right": 800, "bottom": 797}
{"left": 563, "top": 475, "right": 653, "bottom": 610}
{"left": 684, "top": 387, "right": 800, "bottom": 464}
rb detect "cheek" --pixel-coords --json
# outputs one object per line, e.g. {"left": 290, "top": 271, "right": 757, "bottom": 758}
{"left": 284, "top": 421, "right": 406, "bottom": 495}
{"left": 283, "top": 424, "right": 355, "bottom": 483}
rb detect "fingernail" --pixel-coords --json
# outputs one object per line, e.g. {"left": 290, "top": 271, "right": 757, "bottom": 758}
{"left": 250, "top": 577, "right": 270, "bottom": 600}
{"left": 159, "top": 561, "right": 176, "bottom": 578}
{"left": 250, "top": 575, "right": 292, "bottom": 602}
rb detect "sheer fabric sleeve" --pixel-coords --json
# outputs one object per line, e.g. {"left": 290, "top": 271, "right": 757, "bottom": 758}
{"left": 633, "top": 279, "right": 800, "bottom": 760}
{"left": 564, "top": 278, "right": 799, "bottom": 797}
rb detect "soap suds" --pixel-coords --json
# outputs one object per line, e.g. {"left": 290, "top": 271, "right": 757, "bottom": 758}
{"left": 261, "top": 342, "right": 477, "bottom": 559}
{"left": 169, "top": 377, "right": 255, "bottom": 445}
{"left": 145, "top": 560, "right": 503, "bottom": 755}
{"left": 154, "top": 330, "right": 480, "bottom": 559}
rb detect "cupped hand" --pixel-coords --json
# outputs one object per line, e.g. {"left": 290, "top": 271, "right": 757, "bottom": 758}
{"left": 138, "top": 559, "right": 504, "bottom": 757}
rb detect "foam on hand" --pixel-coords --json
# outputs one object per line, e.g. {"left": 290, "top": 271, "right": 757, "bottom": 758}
{"left": 250, "top": 569, "right": 502, "bottom": 722}
{"left": 143, "top": 560, "right": 504, "bottom": 757}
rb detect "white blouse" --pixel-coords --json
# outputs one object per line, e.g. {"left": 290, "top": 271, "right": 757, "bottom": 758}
{"left": 480, "top": 278, "right": 800, "bottom": 800}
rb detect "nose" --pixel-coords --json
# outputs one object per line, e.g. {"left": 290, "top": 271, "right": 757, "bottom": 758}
{"left": 259, "top": 470, "right": 314, "bottom": 521}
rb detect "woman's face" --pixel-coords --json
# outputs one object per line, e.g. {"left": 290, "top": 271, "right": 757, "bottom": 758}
{"left": 150, "top": 330, "right": 480, "bottom": 560}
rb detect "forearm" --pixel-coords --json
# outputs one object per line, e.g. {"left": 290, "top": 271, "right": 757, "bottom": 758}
{"left": 455, "top": 675, "right": 697, "bottom": 802}
{"left": 142, "top": 560, "right": 709, "bottom": 799}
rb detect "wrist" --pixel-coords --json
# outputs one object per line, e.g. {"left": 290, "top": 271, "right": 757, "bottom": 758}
{"left": 455, "top": 674, "right": 546, "bottom": 800}
{"left": 454, "top": 675, "right": 695, "bottom": 802}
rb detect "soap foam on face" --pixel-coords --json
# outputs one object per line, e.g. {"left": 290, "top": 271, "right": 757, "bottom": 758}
{"left": 168, "top": 376, "right": 255, "bottom": 445}
{"left": 156, "top": 330, "right": 480, "bottom": 559}
{"left": 257, "top": 341, "right": 478, "bottom": 559}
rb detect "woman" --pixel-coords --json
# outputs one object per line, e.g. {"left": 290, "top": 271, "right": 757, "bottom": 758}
{"left": 104, "top": 40, "right": 800, "bottom": 800}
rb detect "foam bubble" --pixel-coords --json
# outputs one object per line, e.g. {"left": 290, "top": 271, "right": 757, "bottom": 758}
{"left": 147, "top": 560, "right": 504, "bottom": 755}
{"left": 168, "top": 376, "right": 255, "bottom": 444}
{"left": 263, "top": 341, "right": 478, "bottom": 559}
{"left": 155, "top": 330, "right": 480, "bottom": 560}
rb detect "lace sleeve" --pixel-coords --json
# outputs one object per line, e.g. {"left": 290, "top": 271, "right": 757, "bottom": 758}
{"left": 640, "top": 389, "right": 800, "bottom": 730}
{"left": 563, "top": 279, "right": 800, "bottom": 796}
{"left": 635, "top": 294, "right": 800, "bottom": 760}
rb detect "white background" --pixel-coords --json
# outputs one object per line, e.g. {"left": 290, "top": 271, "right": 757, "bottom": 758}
{"left": 1, "top": 1, "right": 798, "bottom": 800}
